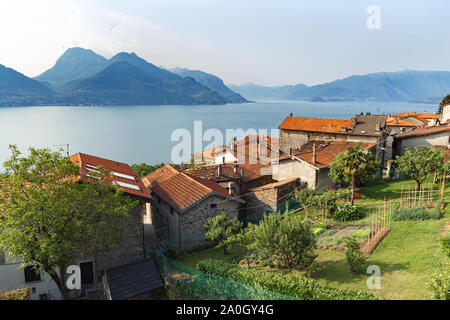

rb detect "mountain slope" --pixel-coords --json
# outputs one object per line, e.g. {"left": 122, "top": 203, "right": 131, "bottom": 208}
{"left": 61, "top": 61, "right": 227, "bottom": 105}
{"left": 171, "top": 68, "right": 247, "bottom": 103}
{"left": 230, "top": 71, "right": 450, "bottom": 102}
{"left": 35, "top": 47, "right": 108, "bottom": 88}
{"left": 0, "top": 64, "right": 55, "bottom": 106}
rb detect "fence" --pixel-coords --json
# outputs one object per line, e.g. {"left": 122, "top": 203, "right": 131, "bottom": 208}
{"left": 153, "top": 253, "right": 297, "bottom": 300}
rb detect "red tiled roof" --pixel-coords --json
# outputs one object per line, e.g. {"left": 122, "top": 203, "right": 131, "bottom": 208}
{"left": 395, "top": 125, "right": 450, "bottom": 139}
{"left": 393, "top": 112, "right": 440, "bottom": 120}
{"left": 249, "top": 178, "right": 299, "bottom": 192}
{"left": 279, "top": 116, "right": 353, "bottom": 134}
{"left": 185, "top": 163, "right": 272, "bottom": 184}
{"left": 279, "top": 142, "right": 376, "bottom": 169}
{"left": 69, "top": 153, "right": 151, "bottom": 200}
{"left": 143, "top": 165, "right": 244, "bottom": 213}
{"left": 386, "top": 117, "right": 418, "bottom": 127}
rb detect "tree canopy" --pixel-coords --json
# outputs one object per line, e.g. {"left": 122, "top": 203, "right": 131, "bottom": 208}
{"left": 0, "top": 145, "right": 138, "bottom": 299}
{"left": 204, "top": 214, "right": 242, "bottom": 255}
{"left": 394, "top": 146, "right": 444, "bottom": 189}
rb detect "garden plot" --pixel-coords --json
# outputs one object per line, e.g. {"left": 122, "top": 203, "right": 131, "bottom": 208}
{"left": 316, "top": 226, "right": 369, "bottom": 252}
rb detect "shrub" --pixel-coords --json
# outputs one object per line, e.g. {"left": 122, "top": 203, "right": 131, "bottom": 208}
{"left": 196, "top": 259, "right": 382, "bottom": 300}
{"left": 331, "top": 204, "right": 364, "bottom": 222}
{"left": 427, "top": 268, "right": 449, "bottom": 300}
{"left": 0, "top": 288, "right": 31, "bottom": 300}
{"left": 344, "top": 237, "right": 366, "bottom": 274}
{"left": 392, "top": 207, "right": 441, "bottom": 221}
{"left": 441, "top": 236, "right": 450, "bottom": 258}
{"left": 164, "top": 244, "right": 179, "bottom": 258}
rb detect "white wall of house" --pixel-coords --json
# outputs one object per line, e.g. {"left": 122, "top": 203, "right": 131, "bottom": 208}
{"left": 0, "top": 252, "right": 62, "bottom": 300}
{"left": 398, "top": 131, "right": 450, "bottom": 155}
{"left": 273, "top": 159, "right": 318, "bottom": 188}
{"left": 215, "top": 150, "right": 238, "bottom": 164}
{"left": 443, "top": 106, "right": 450, "bottom": 123}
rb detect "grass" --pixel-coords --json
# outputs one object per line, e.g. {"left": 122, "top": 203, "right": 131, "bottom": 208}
{"left": 177, "top": 177, "right": 450, "bottom": 300}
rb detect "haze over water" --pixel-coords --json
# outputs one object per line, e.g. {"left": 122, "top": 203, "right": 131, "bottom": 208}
{"left": 0, "top": 101, "right": 437, "bottom": 166}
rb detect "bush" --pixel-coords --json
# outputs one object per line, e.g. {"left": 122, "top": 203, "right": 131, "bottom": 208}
{"left": 427, "top": 268, "right": 449, "bottom": 300}
{"left": 392, "top": 207, "right": 441, "bottom": 221}
{"left": 0, "top": 288, "right": 31, "bottom": 300}
{"left": 441, "top": 236, "right": 450, "bottom": 258}
{"left": 164, "top": 244, "right": 179, "bottom": 258}
{"left": 331, "top": 204, "right": 364, "bottom": 222}
{"left": 344, "top": 237, "right": 366, "bottom": 274}
{"left": 196, "top": 259, "right": 382, "bottom": 300}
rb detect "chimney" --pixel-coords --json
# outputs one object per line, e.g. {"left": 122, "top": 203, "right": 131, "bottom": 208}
{"left": 290, "top": 112, "right": 293, "bottom": 117}
{"left": 228, "top": 182, "right": 234, "bottom": 196}
{"left": 376, "top": 121, "right": 381, "bottom": 131}
{"left": 218, "top": 165, "right": 223, "bottom": 177}
{"left": 233, "top": 162, "right": 238, "bottom": 173}
{"left": 290, "top": 148, "right": 293, "bottom": 156}
{"left": 222, "top": 156, "right": 226, "bottom": 164}
{"left": 240, "top": 169, "right": 245, "bottom": 180}
{"left": 312, "top": 143, "right": 317, "bottom": 164}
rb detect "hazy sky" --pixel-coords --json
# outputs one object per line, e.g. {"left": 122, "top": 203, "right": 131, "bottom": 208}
{"left": 0, "top": 0, "right": 449, "bottom": 86}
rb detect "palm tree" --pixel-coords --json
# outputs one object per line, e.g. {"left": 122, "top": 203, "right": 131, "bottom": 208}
{"left": 342, "top": 146, "right": 374, "bottom": 205}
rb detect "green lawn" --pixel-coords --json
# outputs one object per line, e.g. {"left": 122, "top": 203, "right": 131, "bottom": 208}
{"left": 177, "top": 178, "right": 450, "bottom": 300}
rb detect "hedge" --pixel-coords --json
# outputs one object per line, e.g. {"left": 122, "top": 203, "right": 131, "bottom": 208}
{"left": 196, "top": 259, "right": 383, "bottom": 300}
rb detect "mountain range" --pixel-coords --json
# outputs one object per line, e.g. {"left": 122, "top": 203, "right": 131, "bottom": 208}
{"left": 0, "top": 48, "right": 245, "bottom": 106}
{"left": 1, "top": 47, "right": 450, "bottom": 107}
{"left": 229, "top": 70, "right": 450, "bottom": 103}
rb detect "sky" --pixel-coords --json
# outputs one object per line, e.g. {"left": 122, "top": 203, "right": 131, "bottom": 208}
{"left": 0, "top": 0, "right": 449, "bottom": 86}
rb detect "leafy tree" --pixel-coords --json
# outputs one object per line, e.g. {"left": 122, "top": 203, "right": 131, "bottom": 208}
{"left": 131, "top": 163, "right": 165, "bottom": 177}
{"left": 295, "top": 188, "right": 352, "bottom": 220}
{"left": 329, "top": 146, "right": 379, "bottom": 205}
{"left": 394, "top": 146, "right": 444, "bottom": 190}
{"left": 204, "top": 214, "right": 243, "bottom": 255}
{"left": 251, "top": 213, "right": 316, "bottom": 272}
{"left": 438, "top": 94, "right": 450, "bottom": 114}
{"left": 0, "top": 145, "right": 138, "bottom": 299}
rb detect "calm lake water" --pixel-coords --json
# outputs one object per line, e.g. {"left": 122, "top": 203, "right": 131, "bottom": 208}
{"left": 0, "top": 101, "right": 437, "bottom": 166}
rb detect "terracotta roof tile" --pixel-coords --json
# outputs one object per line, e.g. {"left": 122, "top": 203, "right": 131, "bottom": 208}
{"left": 185, "top": 163, "right": 272, "bottom": 184}
{"left": 143, "top": 165, "right": 244, "bottom": 213}
{"left": 69, "top": 153, "right": 151, "bottom": 200}
{"left": 395, "top": 124, "right": 450, "bottom": 139}
{"left": 279, "top": 116, "right": 353, "bottom": 134}
{"left": 386, "top": 117, "right": 418, "bottom": 127}
{"left": 393, "top": 112, "right": 440, "bottom": 120}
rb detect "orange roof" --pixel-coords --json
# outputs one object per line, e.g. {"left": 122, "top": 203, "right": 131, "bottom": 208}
{"left": 395, "top": 124, "right": 450, "bottom": 139}
{"left": 69, "top": 153, "right": 151, "bottom": 200}
{"left": 392, "top": 112, "right": 440, "bottom": 120}
{"left": 386, "top": 117, "right": 418, "bottom": 127}
{"left": 279, "top": 116, "right": 353, "bottom": 134}
{"left": 143, "top": 165, "right": 244, "bottom": 213}
{"left": 185, "top": 163, "right": 272, "bottom": 184}
{"left": 280, "top": 142, "right": 376, "bottom": 169}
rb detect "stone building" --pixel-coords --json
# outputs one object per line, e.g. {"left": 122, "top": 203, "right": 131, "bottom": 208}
{"left": 279, "top": 114, "right": 390, "bottom": 176}
{"left": 185, "top": 162, "right": 273, "bottom": 197}
{"left": 143, "top": 165, "right": 245, "bottom": 253}
{"left": 394, "top": 124, "right": 450, "bottom": 156}
{"left": 273, "top": 141, "right": 376, "bottom": 189}
{"left": 242, "top": 178, "right": 301, "bottom": 222}
{"left": 0, "top": 153, "right": 151, "bottom": 300}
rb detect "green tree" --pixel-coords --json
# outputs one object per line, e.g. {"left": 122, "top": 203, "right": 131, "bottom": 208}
{"left": 394, "top": 146, "right": 444, "bottom": 190}
{"left": 131, "top": 163, "right": 165, "bottom": 177}
{"left": 0, "top": 146, "right": 137, "bottom": 299}
{"left": 204, "top": 214, "right": 243, "bottom": 255}
{"left": 438, "top": 94, "right": 450, "bottom": 114}
{"left": 251, "top": 213, "right": 316, "bottom": 272}
{"left": 330, "top": 146, "right": 378, "bottom": 205}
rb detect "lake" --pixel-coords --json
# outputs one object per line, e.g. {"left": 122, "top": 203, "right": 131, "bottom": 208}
{"left": 0, "top": 100, "right": 437, "bottom": 166}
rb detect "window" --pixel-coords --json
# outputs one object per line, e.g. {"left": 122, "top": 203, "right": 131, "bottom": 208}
{"left": 211, "top": 204, "right": 217, "bottom": 209}
{"left": 170, "top": 207, "right": 174, "bottom": 216}
{"left": 39, "top": 294, "right": 49, "bottom": 300}
{"left": 80, "top": 261, "right": 94, "bottom": 286}
{"left": 24, "top": 266, "right": 41, "bottom": 283}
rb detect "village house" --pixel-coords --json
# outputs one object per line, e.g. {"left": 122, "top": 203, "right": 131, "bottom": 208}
{"left": 184, "top": 162, "right": 273, "bottom": 196}
{"left": 142, "top": 165, "right": 245, "bottom": 253}
{"left": 0, "top": 153, "right": 152, "bottom": 300}
{"left": 394, "top": 124, "right": 450, "bottom": 156}
{"left": 192, "top": 135, "right": 280, "bottom": 165}
{"left": 441, "top": 104, "right": 450, "bottom": 123}
{"left": 279, "top": 114, "right": 390, "bottom": 175}
{"left": 273, "top": 141, "right": 376, "bottom": 189}
{"left": 391, "top": 112, "right": 441, "bottom": 127}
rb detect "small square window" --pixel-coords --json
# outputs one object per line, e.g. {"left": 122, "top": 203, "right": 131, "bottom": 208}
{"left": 170, "top": 208, "right": 174, "bottom": 215}
{"left": 211, "top": 204, "right": 217, "bottom": 209}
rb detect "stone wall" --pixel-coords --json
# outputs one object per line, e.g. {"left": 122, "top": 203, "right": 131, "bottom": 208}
{"left": 95, "top": 204, "right": 145, "bottom": 280}
{"left": 179, "top": 195, "right": 240, "bottom": 253}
